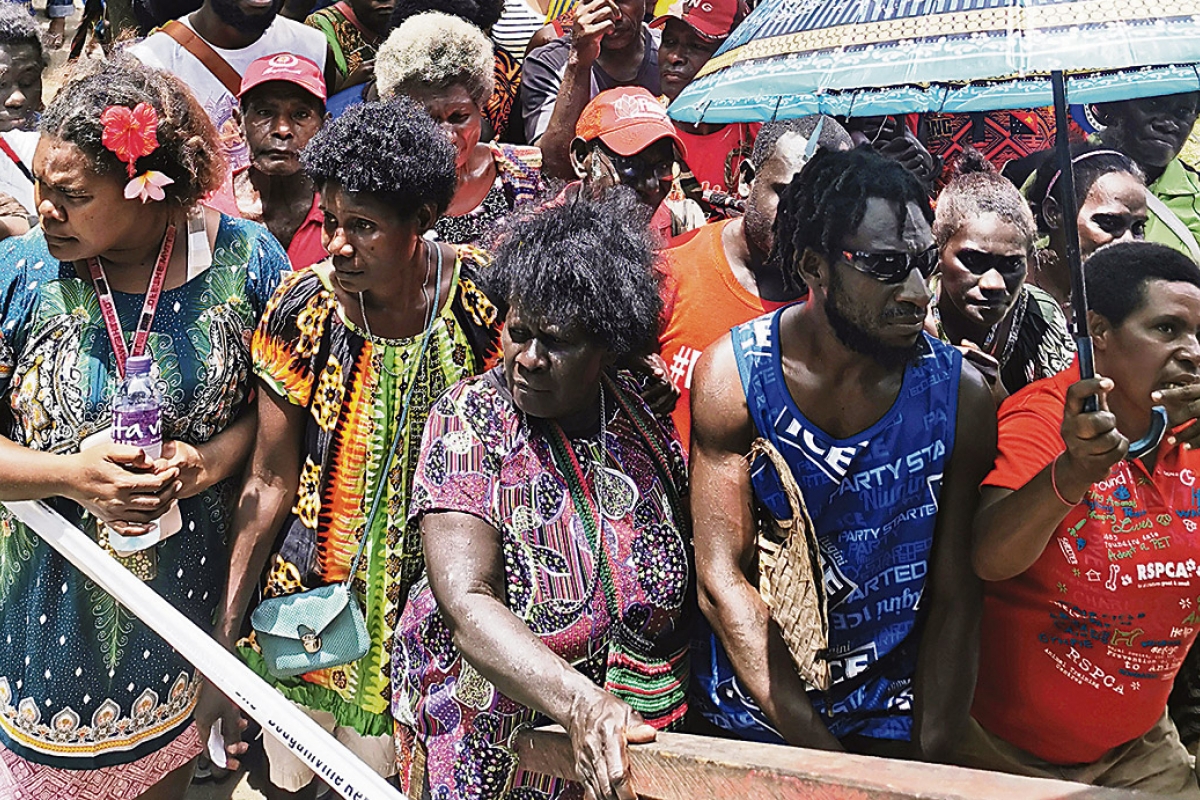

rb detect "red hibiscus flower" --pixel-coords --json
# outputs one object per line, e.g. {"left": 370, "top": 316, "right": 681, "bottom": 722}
{"left": 100, "top": 102, "right": 160, "bottom": 177}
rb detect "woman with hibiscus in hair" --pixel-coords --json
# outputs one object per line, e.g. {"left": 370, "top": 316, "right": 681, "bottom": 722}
{"left": 0, "top": 57, "right": 289, "bottom": 798}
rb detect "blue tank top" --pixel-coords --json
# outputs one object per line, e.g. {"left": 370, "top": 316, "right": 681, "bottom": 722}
{"left": 694, "top": 306, "right": 961, "bottom": 743}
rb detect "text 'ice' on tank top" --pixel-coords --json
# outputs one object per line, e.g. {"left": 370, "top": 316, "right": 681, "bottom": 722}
{"left": 698, "top": 306, "right": 962, "bottom": 742}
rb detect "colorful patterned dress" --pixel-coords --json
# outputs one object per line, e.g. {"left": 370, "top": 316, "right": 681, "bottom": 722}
{"left": 434, "top": 144, "right": 544, "bottom": 245}
{"left": 305, "top": 1, "right": 382, "bottom": 84}
{"left": 241, "top": 251, "right": 500, "bottom": 738}
{"left": 393, "top": 369, "right": 692, "bottom": 800}
{"left": 0, "top": 219, "right": 289, "bottom": 776}
{"left": 488, "top": 45, "right": 523, "bottom": 141}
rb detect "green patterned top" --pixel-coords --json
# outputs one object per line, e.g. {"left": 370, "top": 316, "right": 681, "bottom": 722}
{"left": 242, "top": 251, "right": 499, "bottom": 735}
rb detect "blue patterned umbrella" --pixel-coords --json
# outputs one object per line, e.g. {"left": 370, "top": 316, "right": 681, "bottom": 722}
{"left": 670, "top": 0, "right": 1187, "bottom": 455}
{"left": 670, "top": 0, "right": 1200, "bottom": 124}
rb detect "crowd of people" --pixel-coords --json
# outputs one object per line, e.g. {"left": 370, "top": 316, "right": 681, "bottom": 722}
{"left": 1, "top": 0, "right": 1200, "bottom": 798}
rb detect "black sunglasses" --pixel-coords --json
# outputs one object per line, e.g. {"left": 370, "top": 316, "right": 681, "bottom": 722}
{"left": 592, "top": 143, "right": 676, "bottom": 183}
{"left": 840, "top": 246, "right": 939, "bottom": 284}
{"left": 956, "top": 249, "right": 1027, "bottom": 279}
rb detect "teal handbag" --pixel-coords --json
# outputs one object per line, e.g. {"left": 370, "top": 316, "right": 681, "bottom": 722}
{"left": 249, "top": 248, "right": 445, "bottom": 679}
{"left": 250, "top": 583, "right": 370, "bottom": 678}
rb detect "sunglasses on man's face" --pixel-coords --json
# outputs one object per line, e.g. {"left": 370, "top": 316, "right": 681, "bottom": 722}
{"left": 955, "top": 249, "right": 1027, "bottom": 279}
{"left": 593, "top": 144, "right": 676, "bottom": 184}
{"left": 839, "top": 246, "right": 939, "bottom": 284}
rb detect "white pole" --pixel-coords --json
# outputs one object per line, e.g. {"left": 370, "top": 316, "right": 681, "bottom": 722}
{"left": 3, "top": 500, "right": 403, "bottom": 800}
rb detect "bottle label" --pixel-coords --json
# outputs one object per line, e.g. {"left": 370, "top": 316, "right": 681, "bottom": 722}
{"left": 112, "top": 407, "right": 162, "bottom": 460}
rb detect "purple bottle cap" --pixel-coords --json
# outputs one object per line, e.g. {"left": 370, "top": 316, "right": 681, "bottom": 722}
{"left": 125, "top": 355, "right": 154, "bottom": 376}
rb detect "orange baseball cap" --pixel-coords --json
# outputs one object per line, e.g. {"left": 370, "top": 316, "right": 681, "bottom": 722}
{"left": 575, "top": 87, "right": 687, "bottom": 159}
{"left": 239, "top": 53, "right": 327, "bottom": 102}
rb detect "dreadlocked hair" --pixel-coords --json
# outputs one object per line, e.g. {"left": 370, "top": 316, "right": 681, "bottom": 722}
{"left": 933, "top": 146, "right": 1035, "bottom": 251}
{"left": 483, "top": 187, "right": 662, "bottom": 359}
{"left": 40, "top": 55, "right": 225, "bottom": 208}
{"left": 773, "top": 145, "right": 932, "bottom": 291}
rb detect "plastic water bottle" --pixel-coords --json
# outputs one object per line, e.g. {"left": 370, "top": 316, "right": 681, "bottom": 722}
{"left": 112, "top": 354, "right": 162, "bottom": 460}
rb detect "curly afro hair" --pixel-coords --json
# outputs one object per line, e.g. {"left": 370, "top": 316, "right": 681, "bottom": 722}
{"left": 302, "top": 96, "right": 457, "bottom": 219}
{"left": 933, "top": 146, "right": 1035, "bottom": 251}
{"left": 376, "top": 12, "right": 494, "bottom": 108}
{"left": 40, "top": 56, "right": 224, "bottom": 207}
{"left": 484, "top": 188, "right": 662, "bottom": 358}
{"left": 1087, "top": 241, "right": 1200, "bottom": 327}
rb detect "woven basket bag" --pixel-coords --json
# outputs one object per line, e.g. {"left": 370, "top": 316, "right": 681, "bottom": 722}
{"left": 751, "top": 438, "right": 832, "bottom": 691}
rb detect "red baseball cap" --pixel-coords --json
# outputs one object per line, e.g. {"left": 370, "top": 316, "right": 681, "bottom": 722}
{"left": 239, "top": 53, "right": 327, "bottom": 102}
{"left": 650, "top": 0, "right": 745, "bottom": 42}
{"left": 576, "top": 87, "right": 687, "bottom": 159}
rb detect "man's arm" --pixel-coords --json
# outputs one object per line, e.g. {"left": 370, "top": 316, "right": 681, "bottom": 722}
{"left": 534, "top": 0, "right": 618, "bottom": 179}
{"left": 911, "top": 362, "right": 995, "bottom": 762}
{"left": 690, "top": 335, "right": 843, "bottom": 750}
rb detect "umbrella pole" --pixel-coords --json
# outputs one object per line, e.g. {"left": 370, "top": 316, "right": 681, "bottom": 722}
{"left": 1052, "top": 70, "right": 1168, "bottom": 455}
{"left": 1051, "top": 71, "right": 1097, "bottom": 411}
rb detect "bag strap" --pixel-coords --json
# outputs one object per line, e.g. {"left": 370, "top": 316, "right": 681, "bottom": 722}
{"left": 1145, "top": 190, "right": 1200, "bottom": 263}
{"left": 749, "top": 437, "right": 828, "bottom": 633}
{"left": 343, "top": 244, "right": 444, "bottom": 583}
{"left": 604, "top": 373, "right": 688, "bottom": 537}
{"left": 334, "top": 0, "right": 381, "bottom": 46}
{"left": 0, "top": 136, "right": 33, "bottom": 186}
{"left": 162, "top": 20, "right": 242, "bottom": 96}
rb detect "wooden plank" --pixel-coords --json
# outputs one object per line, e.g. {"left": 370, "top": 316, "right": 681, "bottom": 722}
{"left": 515, "top": 727, "right": 1143, "bottom": 800}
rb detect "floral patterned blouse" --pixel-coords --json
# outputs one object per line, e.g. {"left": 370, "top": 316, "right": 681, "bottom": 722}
{"left": 0, "top": 218, "right": 288, "bottom": 768}
{"left": 393, "top": 368, "right": 691, "bottom": 800}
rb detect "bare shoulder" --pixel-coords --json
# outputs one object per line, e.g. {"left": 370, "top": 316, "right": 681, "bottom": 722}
{"left": 691, "top": 332, "right": 754, "bottom": 454}
{"left": 950, "top": 357, "right": 998, "bottom": 469}
{"left": 957, "top": 358, "right": 998, "bottom": 427}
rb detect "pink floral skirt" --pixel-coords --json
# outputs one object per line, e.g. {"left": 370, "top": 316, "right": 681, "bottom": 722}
{"left": 0, "top": 722, "right": 201, "bottom": 799}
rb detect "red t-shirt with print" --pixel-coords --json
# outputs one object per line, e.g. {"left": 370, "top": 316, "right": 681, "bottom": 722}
{"left": 974, "top": 361, "right": 1200, "bottom": 764}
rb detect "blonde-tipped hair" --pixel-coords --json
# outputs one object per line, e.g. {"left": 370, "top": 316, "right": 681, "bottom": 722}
{"left": 934, "top": 147, "right": 1036, "bottom": 252}
{"left": 376, "top": 12, "right": 495, "bottom": 109}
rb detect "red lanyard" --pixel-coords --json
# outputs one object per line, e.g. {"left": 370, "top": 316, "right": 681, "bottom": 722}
{"left": 86, "top": 223, "right": 176, "bottom": 379}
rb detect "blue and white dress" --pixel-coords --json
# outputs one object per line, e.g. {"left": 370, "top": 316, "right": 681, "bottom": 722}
{"left": 0, "top": 217, "right": 288, "bottom": 769}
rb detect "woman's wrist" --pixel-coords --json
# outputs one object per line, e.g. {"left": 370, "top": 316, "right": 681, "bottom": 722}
{"left": 1051, "top": 453, "right": 1090, "bottom": 506}
{"left": 211, "top": 614, "right": 241, "bottom": 649}
{"left": 172, "top": 440, "right": 210, "bottom": 497}
{"left": 557, "top": 669, "right": 609, "bottom": 730}
{"left": 49, "top": 451, "right": 84, "bottom": 503}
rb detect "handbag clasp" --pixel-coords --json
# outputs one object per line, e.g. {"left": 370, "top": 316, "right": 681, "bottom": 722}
{"left": 298, "top": 625, "right": 322, "bottom": 654}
